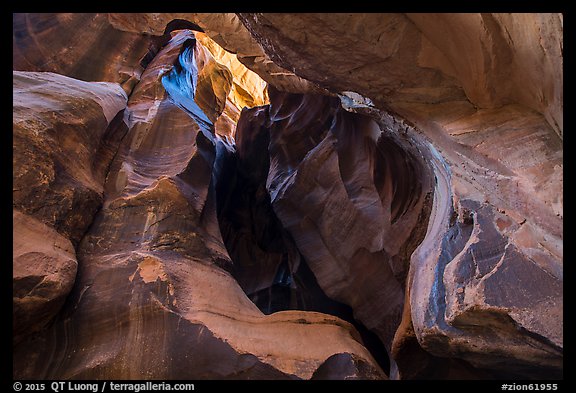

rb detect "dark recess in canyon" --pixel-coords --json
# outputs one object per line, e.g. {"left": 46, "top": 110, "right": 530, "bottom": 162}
{"left": 13, "top": 13, "right": 563, "bottom": 381}
{"left": 214, "top": 100, "right": 391, "bottom": 374}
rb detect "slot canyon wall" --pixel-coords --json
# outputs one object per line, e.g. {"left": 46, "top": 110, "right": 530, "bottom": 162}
{"left": 13, "top": 13, "right": 562, "bottom": 380}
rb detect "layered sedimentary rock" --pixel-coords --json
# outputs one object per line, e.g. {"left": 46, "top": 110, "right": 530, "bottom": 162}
{"left": 235, "top": 13, "right": 563, "bottom": 379}
{"left": 12, "top": 13, "right": 163, "bottom": 94}
{"left": 107, "top": 13, "right": 323, "bottom": 95}
{"left": 404, "top": 13, "right": 563, "bottom": 137}
{"left": 13, "top": 70, "right": 127, "bottom": 345}
{"left": 222, "top": 86, "right": 437, "bottom": 378}
{"left": 13, "top": 28, "right": 384, "bottom": 380}
{"left": 13, "top": 71, "right": 127, "bottom": 244}
{"left": 396, "top": 102, "right": 563, "bottom": 379}
{"left": 13, "top": 13, "right": 562, "bottom": 380}
{"left": 238, "top": 13, "right": 563, "bottom": 138}
{"left": 265, "top": 88, "right": 434, "bottom": 352}
{"left": 13, "top": 210, "right": 77, "bottom": 345}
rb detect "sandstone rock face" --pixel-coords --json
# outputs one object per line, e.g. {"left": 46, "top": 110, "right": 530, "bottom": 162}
{"left": 405, "top": 13, "right": 563, "bottom": 138}
{"left": 13, "top": 13, "right": 562, "bottom": 380}
{"left": 13, "top": 70, "right": 127, "bottom": 345}
{"left": 238, "top": 13, "right": 563, "bottom": 138}
{"left": 13, "top": 210, "right": 77, "bottom": 345}
{"left": 107, "top": 13, "right": 323, "bottom": 95}
{"left": 263, "top": 87, "right": 434, "bottom": 354}
{"left": 235, "top": 13, "right": 563, "bottom": 379}
{"left": 396, "top": 101, "right": 563, "bottom": 379}
{"left": 13, "top": 71, "right": 127, "bottom": 245}
{"left": 220, "top": 86, "right": 439, "bottom": 377}
{"left": 13, "top": 28, "right": 385, "bottom": 380}
{"left": 13, "top": 13, "right": 163, "bottom": 94}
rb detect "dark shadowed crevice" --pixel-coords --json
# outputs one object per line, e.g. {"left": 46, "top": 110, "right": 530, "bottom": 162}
{"left": 214, "top": 104, "right": 391, "bottom": 375}
{"left": 140, "top": 21, "right": 204, "bottom": 72}
{"left": 164, "top": 19, "right": 205, "bottom": 34}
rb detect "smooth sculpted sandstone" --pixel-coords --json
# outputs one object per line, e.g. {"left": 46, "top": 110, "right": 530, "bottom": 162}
{"left": 13, "top": 70, "right": 127, "bottom": 344}
{"left": 216, "top": 104, "right": 302, "bottom": 305}
{"left": 107, "top": 13, "right": 323, "bottom": 95}
{"left": 404, "top": 13, "right": 563, "bottom": 138}
{"left": 216, "top": 103, "right": 381, "bottom": 323}
{"left": 238, "top": 13, "right": 562, "bottom": 138}
{"left": 13, "top": 13, "right": 562, "bottom": 380}
{"left": 394, "top": 101, "right": 563, "bottom": 379}
{"left": 13, "top": 71, "right": 128, "bottom": 245}
{"left": 233, "top": 13, "right": 562, "bottom": 378}
{"left": 13, "top": 30, "right": 385, "bottom": 380}
{"left": 12, "top": 13, "right": 165, "bottom": 94}
{"left": 230, "top": 85, "right": 562, "bottom": 378}
{"left": 229, "top": 86, "right": 437, "bottom": 375}
{"left": 14, "top": 12, "right": 316, "bottom": 97}
{"left": 13, "top": 210, "right": 77, "bottom": 345}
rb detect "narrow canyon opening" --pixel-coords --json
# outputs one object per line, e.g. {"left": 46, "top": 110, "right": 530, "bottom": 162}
{"left": 13, "top": 13, "right": 563, "bottom": 381}
{"left": 213, "top": 106, "right": 393, "bottom": 374}
{"left": 154, "top": 28, "right": 440, "bottom": 376}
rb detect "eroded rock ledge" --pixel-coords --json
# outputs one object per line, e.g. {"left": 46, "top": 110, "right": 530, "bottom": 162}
{"left": 13, "top": 13, "right": 562, "bottom": 380}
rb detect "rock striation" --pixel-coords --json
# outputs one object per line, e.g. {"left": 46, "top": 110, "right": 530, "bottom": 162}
{"left": 238, "top": 13, "right": 563, "bottom": 138}
{"left": 236, "top": 13, "right": 563, "bottom": 379}
{"left": 13, "top": 27, "right": 384, "bottom": 380}
{"left": 13, "top": 13, "right": 562, "bottom": 380}
{"left": 13, "top": 70, "right": 127, "bottom": 345}
{"left": 13, "top": 13, "right": 162, "bottom": 95}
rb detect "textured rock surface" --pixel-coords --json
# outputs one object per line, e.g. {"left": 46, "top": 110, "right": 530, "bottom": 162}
{"left": 405, "top": 13, "right": 563, "bottom": 138}
{"left": 238, "top": 13, "right": 563, "bottom": 138}
{"left": 13, "top": 29, "right": 385, "bottom": 380}
{"left": 261, "top": 87, "right": 434, "bottom": 357}
{"left": 395, "top": 101, "right": 563, "bottom": 379}
{"left": 13, "top": 70, "right": 126, "bottom": 346}
{"left": 107, "top": 13, "right": 323, "bottom": 95}
{"left": 13, "top": 71, "right": 127, "bottom": 245}
{"left": 13, "top": 13, "right": 562, "bottom": 380}
{"left": 235, "top": 13, "right": 563, "bottom": 379}
{"left": 13, "top": 210, "right": 77, "bottom": 345}
{"left": 13, "top": 13, "right": 163, "bottom": 94}
{"left": 214, "top": 87, "right": 438, "bottom": 378}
